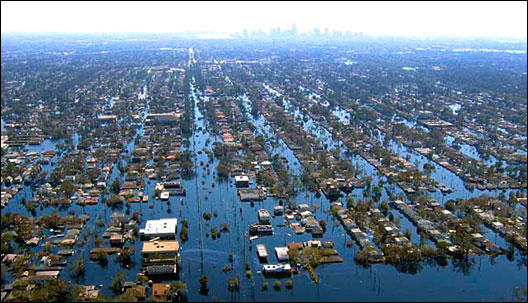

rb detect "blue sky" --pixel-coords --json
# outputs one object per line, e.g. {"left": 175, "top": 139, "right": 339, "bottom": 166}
{"left": 2, "top": 1, "right": 527, "bottom": 37}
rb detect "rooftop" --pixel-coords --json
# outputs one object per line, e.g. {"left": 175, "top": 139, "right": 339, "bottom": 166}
{"left": 139, "top": 218, "right": 177, "bottom": 237}
{"left": 142, "top": 240, "right": 179, "bottom": 254}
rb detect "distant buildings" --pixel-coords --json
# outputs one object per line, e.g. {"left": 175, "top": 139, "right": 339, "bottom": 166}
{"left": 237, "top": 24, "right": 364, "bottom": 40}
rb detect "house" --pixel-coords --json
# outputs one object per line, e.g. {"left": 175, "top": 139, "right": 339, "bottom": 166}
{"left": 90, "top": 247, "right": 119, "bottom": 259}
{"left": 299, "top": 210, "right": 313, "bottom": 219}
{"left": 77, "top": 286, "right": 99, "bottom": 301}
{"left": 298, "top": 204, "right": 310, "bottom": 212}
{"left": 139, "top": 218, "right": 178, "bottom": 239}
{"left": 27, "top": 275, "right": 57, "bottom": 285}
{"left": 110, "top": 234, "right": 124, "bottom": 246}
{"left": 260, "top": 161, "right": 272, "bottom": 167}
{"left": 98, "top": 115, "right": 118, "bottom": 122}
{"left": 384, "top": 226, "right": 395, "bottom": 235}
{"left": 238, "top": 188, "right": 266, "bottom": 201}
{"left": 274, "top": 247, "right": 289, "bottom": 262}
{"left": 234, "top": 175, "right": 250, "bottom": 187}
{"left": 152, "top": 283, "right": 171, "bottom": 301}
{"left": 2, "top": 254, "right": 23, "bottom": 265}
{"left": 303, "top": 218, "right": 320, "bottom": 232}
{"left": 25, "top": 237, "right": 40, "bottom": 246}
{"left": 287, "top": 242, "right": 304, "bottom": 251}
{"left": 144, "top": 264, "right": 178, "bottom": 277}
{"left": 305, "top": 240, "right": 322, "bottom": 248}
{"left": 249, "top": 224, "right": 273, "bottom": 235}
{"left": 145, "top": 112, "right": 182, "bottom": 125}
{"left": 262, "top": 263, "right": 291, "bottom": 276}
{"left": 311, "top": 226, "right": 324, "bottom": 237}
{"left": 125, "top": 285, "right": 146, "bottom": 300}
{"left": 57, "top": 249, "right": 74, "bottom": 256}
{"left": 258, "top": 209, "right": 271, "bottom": 224}
{"left": 291, "top": 223, "right": 305, "bottom": 234}
{"left": 141, "top": 240, "right": 179, "bottom": 264}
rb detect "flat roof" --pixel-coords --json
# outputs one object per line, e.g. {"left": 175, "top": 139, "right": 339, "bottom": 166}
{"left": 140, "top": 218, "right": 177, "bottom": 236}
{"left": 36, "top": 270, "right": 60, "bottom": 277}
{"left": 235, "top": 175, "right": 249, "bottom": 182}
{"left": 275, "top": 247, "right": 289, "bottom": 259}
{"left": 142, "top": 240, "right": 179, "bottom": 253}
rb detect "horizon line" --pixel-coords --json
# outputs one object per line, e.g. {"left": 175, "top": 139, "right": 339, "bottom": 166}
{"left": 1, "top": 31, "right": 527, "bottom": 40}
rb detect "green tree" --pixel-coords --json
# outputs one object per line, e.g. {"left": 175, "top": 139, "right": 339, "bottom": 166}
{"left": 199, "top": 275, "right": 209, "bottom": 288}
{"left": 70, "top": 256, "right": 85, "bottom": 278}
{"left": 169, "top": 281, "right": 188, "bottom": 302}
{"left": 110, "top": 272, "right": 126, "bottom": 293}
{"left": 111, "top": 179, "right": 120, "bottom": 194}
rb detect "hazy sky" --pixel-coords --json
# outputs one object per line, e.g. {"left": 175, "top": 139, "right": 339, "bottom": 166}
{"left": 2, "top": 1, "right": 527, "bottom": 37}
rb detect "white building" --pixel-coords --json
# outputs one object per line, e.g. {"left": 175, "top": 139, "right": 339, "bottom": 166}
{"left": 274, "top": 246, "right": 289, "bottom": 262}
{"left": 258, "top": 209, "right": 271, "bottom": 224}
{"left": 139, "top": 218, "right": 178, "bottom": 239}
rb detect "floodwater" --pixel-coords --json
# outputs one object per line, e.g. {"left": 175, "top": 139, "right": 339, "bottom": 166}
{"left": 1, "top": 68, "right": 526, "bottom": 302}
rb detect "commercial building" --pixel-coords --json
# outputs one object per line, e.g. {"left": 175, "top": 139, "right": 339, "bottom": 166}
{"left": 139, "top": 218, "right": 178, "bottom": 239}
{"left": 141, "top": 240, "right": 179, "bottom": 264}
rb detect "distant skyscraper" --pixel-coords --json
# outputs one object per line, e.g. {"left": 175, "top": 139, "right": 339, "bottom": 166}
{"left": 324, "top": 27, "right": 329, "bottom": 37}
{"left": 242, "top": 28, "right": 249, "bottom": 39}
{"left": 271, "top": 27, "right": 281, "bottom": 38}
{"left": 292, "top": 24, "right": 298, "bottom": 36}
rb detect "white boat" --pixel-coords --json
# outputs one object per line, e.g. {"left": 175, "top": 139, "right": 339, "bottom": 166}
{"left": 160, "top": 191, "right": 170, "bottom": 200}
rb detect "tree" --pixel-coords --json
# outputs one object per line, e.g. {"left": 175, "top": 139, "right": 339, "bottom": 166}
{"left": 111, "top": 179, "right": 120, "bottom": 194}
{"left": 346, "top": 196, "right": 355, "bottom": 208}
{"left": 199, "top": 275, "right": 209, "bottom": 288}
{"left": 94, "top": 236, "right": 103, "bottom": 247}
{"left": 29, "top": 279, "right": 72, "bottom": 302}
{"left": 285, "top": 279, "right": 293, "bottom": 289}
{"left": 110, "top": 273, "right": 126, "bottom": 293}
{"left": 445, "top": 200, "right": 456, "bottom": 212}
{"left": 318, "top": 219, "right": 327, "bottom": 231}
{"left": 228, "top": 277, "right": 240, "bottom": 292}
{"left": 70, "top": 256, "right": 85, "bottom": 278}
{"left": 107, "top": 194, "right": 124, "bottom": 206}
{"left": 169, "top": 281, "right": 187, "bottom": 302}
{"left": 452, "top": 224, "right": 473, "bottom": 257}
{"left": 60, "top": 180, "right": 76, "bottom": 196}
{"left": 119, "top": 246, "right": 135, "bottom": 264}
{"left": 114, "top": 291, "right": 140, "bottom": 302}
